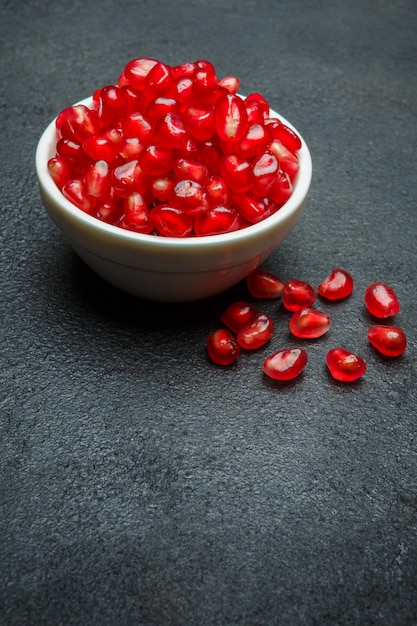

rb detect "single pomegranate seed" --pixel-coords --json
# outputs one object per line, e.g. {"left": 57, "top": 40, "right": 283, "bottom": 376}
{"left": 122, "top": 112, "right": 154, "bottom": 143}
{"left": 368, "top": 325, "right": 407, "bottom": 357}
{"left": 173, "top": 158, "right": 209, "bottom": 184}
{"left": 82, "top": 160, "right": 111, "bottom": 199}
{"left": 192, "top": 61, "right": 218, "bottom": 98}
{"left": 237, "top": 124, "right": 272, "bottom": 159}
{"left": 83, "top": 132, "right": 122, "bottom": 162}
{"left": 282, "top": 279, "right": 316, "bottom": 312}
{"left": 57, "top": 104, "right": 100, "bottom": 143}
{"left": 267, "top": 169, "right": 293, "bottom": 206}
{"left": 183, "top": 104, "right": 216, "bottom": 141}
{"left": 144, "top": 96, "right": 180, "bottom": 125}
{"left": 266, "top": 119, "right": 302, "bottom": 153}
{"left": 237, "top": 312, "right": 274, "bottom": 350}
{"left": 246, "top": 268, "right": 284, "bottom": 299}
{"left": 244, "top": 93, "right": 270, "bottom": 124}
{"left": 232, "top": 193, "right": 272, "bottom": 224}
{"left": 326, "top": 347, "right": 366, "bottom": 383}
{"left": 56, "top": 138, "right": 89, "bottom": 171}
{"left": 170, "top": 179, "right": 209, "bottom": 215}
{"left": 289, "top": 307, "right": 331, "bottom": 339}
{"left": 263, "top": 348, "right": 308, "bottom": 381}
{"left": 215, "top": 93, "right": 248, "bottom": 142}
{"left": 175, "top": 76, "right": 194, "bottom": 106}
{"left": 123, "top": 57, "right": 158, "bottom": 91}
{"left": 251, "top": 151, "right": 279, "bottom": 197}
{"left": 94, "top": 198, "right": 124, "bottom": 225}
{"left": 153, "top": 112, "right": 188, "bottom": 149}
{"left": 151, "top": 175, "right": 176, "bottom": 202}
{"left": 220, "top": 301, "right": 256, "bottom": 334}
{"left": 97, "top": 85, "right": 128, "bottom": 128}
{"left": 150, "top": 204, "right": 193, "bottom": 237}
{"left": 206, "top": 175, "right": 230, "bottom": 207}
{"left": 219, "top": 75, "right": 240, "bottom": 94}
{"left": 143, "top": 61, "right": 175, "bottom": 100}
{"left": 48, "top": 156, "right": 74, "bottom": 189}
{"left": 121, "top": 192, "right": 153, "bottom": 234}
{"left": 218, "top": 154, "right": 253, "bottom": 193}
{"left": 194, "top": 206, "right": 241, "bottom": 236}
{"left": 206, "top": 328, "right": 240, "bottom": 365}
{"left": 318, "top": 268, "right": 354, "bottom": 300}
{"left": 118, "top": 136, "right": 144, "bottom": 160}
{"left": 138, "top": 145, "right": 173, "bottom": 175}
{"left": 111, "top": 159, "right": 147, "bottom": 196}
{"left": 364, "top": 282, "right": 400, "bottom": 318}
{"left": 269, "top": 139, "right": 299, "bottom": 179}
{"left": 62, "top": 179, "right": 94, "bottom": 213}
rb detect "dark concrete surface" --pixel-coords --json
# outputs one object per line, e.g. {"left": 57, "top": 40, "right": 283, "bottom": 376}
{"left": 1, "top": 1, "right": 417, "bottom": 624}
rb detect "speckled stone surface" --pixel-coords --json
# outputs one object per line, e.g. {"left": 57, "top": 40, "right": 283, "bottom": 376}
{"left": 1, "top": 1, "right": 417, "bottom": 624}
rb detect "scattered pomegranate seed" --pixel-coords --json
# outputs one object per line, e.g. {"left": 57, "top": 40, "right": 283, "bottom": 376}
{"left": 368, "top": 325, "right": 407, "bottom": 357}
{"left": 263, "top": 348, "right": 308, "bottom": 381}
{"left": 289, "top": 308, "right": 330, "bottom": 339}
{"left": 237, "top": 312, "right": 274, "bottom": 350}
{"left": 282, "top": 279, "right": 316, "bottom": 312}
{"left": 246, "top": 268, "right": 284, "bottom": 299}
{"left": 220, "top": 301, "right": 256, "bottom": 334}
{"left": 364, "top": 282, "right": 400, "bottom": 318}
{"left": 206, "top": 328, "right": 240, "bottom": 365}
{"left": 326, "top": 347, "right": 366, "bottom": 383}
{"left": 318, "top": 268, "right": 354, "bottom": 301}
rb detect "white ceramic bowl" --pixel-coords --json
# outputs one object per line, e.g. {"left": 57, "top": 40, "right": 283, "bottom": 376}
{"left": 35, "top": 97, "right": 312, "bottom": 302}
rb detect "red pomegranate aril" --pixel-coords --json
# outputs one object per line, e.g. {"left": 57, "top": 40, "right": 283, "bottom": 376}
{"left": 176, "top": 76, "right": 194, "bottom": 107}
{"left": 97, "top": 85, "right": 128, "bottom": 128}
{"left": 368, "top": 325, "right": 407, "bottom": 357}
{"left": 218, "top": 154, "right": 253, "bottom": 192}
{"left": 318, "top": 268, "right": 354, "bottom": 301}
{"left": 83, "top": 160, "right": 111, "bottom": 199}
{"left": 121, "top": 192, "right": 153, "bottom": 233}
{"left": 143, "top": 61, "right": 175, "bottom": 100}
{"left": 237, "top": 312, "right": 274, "bottom": 350}
{"left": 326, "top": 347, "right": 366, "bottom": 382}
{"left": 138, "top": 145, "right": 173, "bottom": 176}
{"left": 122, "top": 112, "right": 154, "bottom": 143}
{"left": 269, "top": 139, "right": 299, "bottom": 179}
{"left": 171, "top": 179, "right": 209, "bottom": 215}
{"left": 111, "top": 159, "right": 147, "bottom": 196}
{"left": 56, "top": 138, "right": 89, "bottom": 170}
{"left": 219, "top": 75, "right": 240, "bottom": 94}
{"left": 144, "top": 97, "right": 179, "bottom": 125}
{"left": 83, "top": 133, "right": 122, "bottom": 162}
{"left": 282, "top": 279, "right": 316, "bottom": 312}
{"left": 215, "top": 93, "right": 248, "bottom": 142}
{"left": 364, "top": 282, "right": 400, "bottom": 318}
{"left": 263, "top": 348, "right": 308, "bottom": 381}
{"left": 172, "top": 62, "right": 196, "bottom": 79}
{"left": 123, "top": 57, "right": 158, "bottom": 91}
{"left": 57, "top": 105, "right": 100, "bottom": 143}
{"left": 232, "top": 193, "right": 271, "bottom": 224}
{"left": 206, "top": 175, "right": 230, "bottom": 207}
{"left": 173, "top": 158, "right": 209, "bottom": 184}
{"left": 193, "top": 63, "right": 218, "bottom": 97}
{"left": 150, "top": 204, "right": 193, "bottom": 237}
{"left": 95, "top": 199, "right": 124, "bottom": 225}
{"left": 267, "top": 169, "right": 293, "bottom": 206}
{"left": 244, "top": 93, "right": 270, "bottom": 122}
{"left": 153, "top": 112, "right": 188, "bottom": 149}
{"left": 48, "top": 156, "right": 74, "bottom": 189}
{"left": 62, "top": 179, "right": 94, "bottom": 212}
{"left": 220, "top": 301, "right": 256, "bottom": 334}
{"left": 251, "top": 151, "right": 279, "bottom": 197}
{"left": 194, "top": 205, "right": 241, "bottom": 236}
{"left": 246, "top": 268, "right": 284, "bottom": 299}
{"left": 183, "top": 104, "right": 216, "bottom": 141}
{"left": 151, "top": 175, "right": 176, "bottom": 202}
{"left": 237, "top": 124, "right": 272, "bottom": 159}
{"left": 200, "top": 141, "right": 221, "bottom": 174}
{"left": 266, "top": 119, "right": 302, "bottom": 153}
{"left": 119, "top": 137, "right": 143, "bottom": 160}
{"left": 289, "top": 308, "right": 330, "bottom": 339}
{"left": 206, "top": 328, "right": 240, "bottom": 366}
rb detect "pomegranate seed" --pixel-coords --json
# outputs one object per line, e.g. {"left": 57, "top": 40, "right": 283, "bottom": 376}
{"left": 57, "top": 104, "right": 100, "bottom": 143}
{"left": 263, "top": 348, "right": 308, "bottom": 381}
{"left": 206, "top": 175, "right": 230, "bottom": 207}
{"left": 123, "top": 57, "right": 158, "bottom": 91}
{"left": 220, "top": 301, "right": 256, "bottom": 334}
{"left": 237, "top": 312, "right": 274, "bottom": 350}
{"left": 48, "top": 156, "right": 74, "bottom": 189}
{"left": 83, "top": 132, "right": 122, "bottom": 162}
{"left": 326, "top": 347, "right": 366, "bottom": 383}
{"left": 192, "top": 61, "right": 218, "bottom": 97}
{"left": 244, "top": 93, "right": 270, "bottom": 123}
{"left": 111, "top": 159, "right": 147, "bottom": 196}
{"left": 151, "top": 175, "right": 176, "bottom": 202}
{"left": 183, "top": 104, "right": 216, "bottom": 141}
{"left": 118, "top": 137, "right": 144, "bottom": 160}
{"left": 194, "top": 206, "right": 241, "bottom": 236}
{"left": 219, "top": 75, "right": 240, "bottom": 94}
{"left": 121, "top": 192, "right": 153, "bottom": 234}
{"left": 143, "top": 61, "right": 175, "bottom": 100}
{"left": 246, "top": 268, "right": 284, "bottom": 299}
{"left": 122, "top": 112, "right": 154, "bottom": 143}
{"left": 56, "top": 138, "right": 89, "bottom": 171}
{"left": 266, "top": 119, "right": 302, "bottom": 153}
{"left": 215, "top": 93, "right": 248, "bottom": 142}
{"left": 173, "top": 158, "right": 209, "bottom": 184}
{"left": 206, "top": 328, "right": 240, "bottom": 365}
{"left": 267, "top": 169, "right": 293, "bottom": 206}
{"left": 364, "top": 282, "right": 400, "bottom": 318}
{"left": 82, "top": 160, "right": 111, "bottom": 199}
{"left": 138, "top": 145, "right": 173, "bottom": 176}
{"left": 97, "top": 85, "right": 128, "bottom": 128}
{"left": 153, "top": 112, "right": 188, "bottom": 149}
{"left": 231, "top": 193, "right": 272, "bottom": 224}
{"left": 251, "top": 151, "right": 279, "bottom": 197}
{"left": 289, "top": 307, "right": 330, "bottom": 339}
{"left": 150, "top": 204, "right": 193, "bottom": 237}
{"left": 368, "top": 325, "right": 407, "bottom": 357}
{"left": 269, "top": 139, "right": 299, "bottom": 179}
{"left": 318, "top": 268, "right": 354, "bottom": 300}
{"left": 282, "top": 279, "right": 316, "bottom": 312}
{"left": 219, "top": 154, "right": 253, "bottom": 192}
{"left": 62, "top": 179, "right": 94, "bottom": 213}
{"left": 94, "top": 199, "right": 124, "bottom": 225}
{"left": 144, "top": 96, "right": 180, "bottom": 125}
{"left": 237, "top": 124, "right": 272, "bottom": 159}
{"left": 170, "top": 179, "right": 209, "bottom": 215}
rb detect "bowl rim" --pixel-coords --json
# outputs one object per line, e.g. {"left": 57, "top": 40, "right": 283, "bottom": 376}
{"left": 36, "top": 96, "right": 312, "bottom": 250}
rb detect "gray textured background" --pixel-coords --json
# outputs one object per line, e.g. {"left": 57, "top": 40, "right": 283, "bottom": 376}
{"left": 1, "top": 0, "right": 417, "bottom": 624}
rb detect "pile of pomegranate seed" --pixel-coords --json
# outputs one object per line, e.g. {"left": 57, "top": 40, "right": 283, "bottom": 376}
{"left": 47, "top": 58, "right": 302, "bottom": 237}
{"left": 206, "top": 268, "right": 407, "bottom": 383}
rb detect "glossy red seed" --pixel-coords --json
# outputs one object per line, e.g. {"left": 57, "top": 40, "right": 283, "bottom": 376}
{"left": 150, "top": 204, "right": 193, "bottom": 237}
{"left": 111, "top": 160, "right": 147, "bottom": 196}
{"left": 83, "top": 160, "right": 111, "bottom": 199}
{"left": 171, "top": 179, "right": 209, "bottom": 215}
{"left": 326, "top": 347, "right": 366, "bottom": 382}
{"left": 144, "top": 97, "right": 180, "bottom": 125}
{"left": 97, "top": 85, "right": 128, "bottom": 128}
{"left": 263, "top": 348, "right": 308, "bottom": 381}
{"left": 183, "top": 104, "right": 216, "bottom": 141}
{"left": 266, "top": 119, "right": 302, "bottom": 153}
{"left": 123, "top": 57, "right": 158, "bottom": 91}
{"left": 237, "top": 124, "right": 272, "bottom": 159}
{"left": 143, "top": 61, "right": 175, "bottom": 99}
{"left": 194, "top": 206, "right": 241, "bottom": 236}
{"left": 138, "top": 145, "right": 173, "bottom": 175}
{"left": 122, "top": 192, "right": 153, "bottom": 234}
{"left": 151, "top": 175, "right": 176, "bottom": 202}
{"left": 267, "top": 169, "right": 293, "bottom": 206}
{"left": 48, "top": 156, "right": 74, "bottom": 189}
{"left": 282, "top": 279, "right": 316, "bottom": 312}
{"left": 206, "top": 328, "right": 240, "bottom": 365}
{"left": 237, "top": 312, "right": 274, "bottom": 350}
{"left": 232, "top": 193, "right": 272, "bottom": 224}
{"left": 364, "top": 282, "right": 400, "bottom": 318}
{"left": 218, "top": 154, "right": 253, "bottom": 193}
{"left": 57, "top": 104, "right": 100, "bottom": 143}
{"left": 220, "top": 301, "right": 256, "bottom": 334}
{"left": 251, "top": 151, "right": 279, "bottom": 197}
{"left": 289, "top": 307, "right": 330, "bottom": 339}
{"left": 368, "top": 325, "right": 407, "bottom": 357}
{"left": 122, "top": 112, "right": 154, "bottom": 143}
{"left": 62, "top": 179, "right": 94, "bottom": 213}
{"left": 206, "top": 175, "right": 230, "bottom": 207}
{"left": 83, "top": 133, "right": 122, "bottom": 162}
{"left": 153, "top": 112, "right": 188, "bottom": 149}
{"left": 246, "top": 269, "right": 284, "bottom": 299}
{"left": 173, "top": 158, "right": 209, "bottom": 184}
{"left": 318, "top": 268, "right": 354, "bottom": 300}
{"left": 244, "top": 93, "right": 270, "bottom": 124}
{"left": 269, "top": 139, "right": 299, "bottom": 179}
{"left": 215, "top": 93, "right": 248, "bottom": 142}
{"left": 56, "top": 138, "right": 89, "bottom": 170}
{"left": 219, "top": 75, "right": 240, "bottom": 94}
